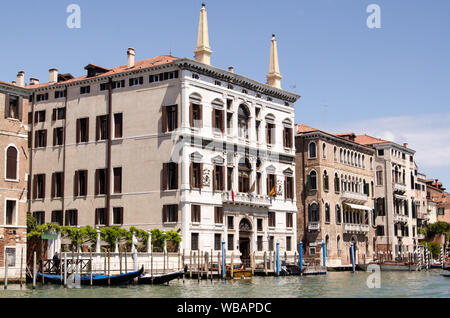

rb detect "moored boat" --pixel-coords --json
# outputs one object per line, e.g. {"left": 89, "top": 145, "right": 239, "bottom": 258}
{"left": 358, "top": 262, "right": 421, "bottom": 271}
{"left": 35, "top": 266, "right": 144, "bottom": 286}
{"left": 138, "top": 268, "right": 186, "bottom": 285}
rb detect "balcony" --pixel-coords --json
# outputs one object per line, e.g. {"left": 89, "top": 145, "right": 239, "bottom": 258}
{"left": 308, "top": 222, "right": 320, "bottom": 232}
{"left": 341, "top": 191, "right": 368, "bottom": 204}
{"left": 393, "top": 182, "right": 407, "bottom": 194}
{"left": 394, "top": 214, "right": 409, "bottom": 224}
{"left": 222, "top": 192, "right": 271, "bottom": 208}
{"left": 343, "top": 223, "right": 370, "bottom": 234}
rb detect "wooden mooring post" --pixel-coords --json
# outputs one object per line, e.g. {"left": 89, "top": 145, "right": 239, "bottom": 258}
{"left": 264, "top": 252, "right": 268, "bottom": 276}
{"left": 20, "top": 247, "right": 24, "bottom": 288}
{"left": 119, "top": 249, "right": 122, "bottom": 274}
{"left": 107, "top": 250, "right": 111, "bottom": 286}
{"left": 217, "top": 252, "right": 221, "bottom": 280}
{"left": 210, "top": 250, "right": 213, "bottom": 281}
{"left": 33, "top": 251, "right": 37, "bottom": 289}
{"left": 182, "top": 249, "right": 185, "bottom": 283}
{"left": 189, "top": 251, "right": 193, "bottom": 279}
{"left": 197, "top": 251, "right": 200, "bottom": 282}
{"left": 4, "top": 252, "right": 8, "bottom": 290}
{"left": 230, "top": 252, "right": 234, "bottom": 279}
{"left": 90, "top": 251, "right": 93, "bottom": 287}
{"left": 125, "top": 249, "right": 128, "bottom": 274}
{"left": 63, "top": 252, "right": 67, "bottom": 287}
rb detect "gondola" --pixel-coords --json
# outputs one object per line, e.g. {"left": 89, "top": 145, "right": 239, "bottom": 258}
{"left": 137, "top": 265, "right": 187, "bottom": 284}
{"left": 441, "top": 273, "right": 450, "bottom": 278}
{"left": 35, "top": 266, "right": 144, "bottom": 286}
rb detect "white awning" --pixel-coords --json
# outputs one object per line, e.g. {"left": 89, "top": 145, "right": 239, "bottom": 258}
{"left": 344, "top": 203, "right": 372, "bottom": 211}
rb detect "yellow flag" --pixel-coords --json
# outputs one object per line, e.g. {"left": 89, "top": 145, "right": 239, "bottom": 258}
{"left": 268, "top": 185, "right": 277, "bottom": 197}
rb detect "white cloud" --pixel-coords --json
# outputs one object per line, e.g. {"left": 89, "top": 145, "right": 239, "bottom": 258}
{"left": 326, "top": 112, "right": 450, "bottom": 170}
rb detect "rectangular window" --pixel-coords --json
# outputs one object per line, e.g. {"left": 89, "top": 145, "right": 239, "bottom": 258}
{"left": 96, "top": 115, "right": 108, "bottom": 141}
{"left": 74, "top": 170, "right": 88, "bottom": 197}
{"left": 286, "top": 213, "right": 293, "bottom": 228}
{"left": 226, "top": 113, "right": 233, "bottom": 135}
{"left": 214, "top": 165, "right": 225, "bottom": 191}
{"left": 80, "top": 86, "right": 91, "bottom": 95}
{"left": 113, "top": 207, "right": 124, "bottom": 225}
{"left": 95, "top": 208, "right": 108, "bottom": 226}
{"left": 227, "top": 167, "right": 234, "bottom": 191}
{"left": 378, "top": 149, "right": 384, "bottom": 156}
{"left": 163, "top": 205, "right": 178, "bottom": 223}
{"left": 190, "top": 103, "right": 202, "bottom": 128}
{"left": 114, "top": 113, "right": 123, "bottom": 139}
{"left": 267, "top": 123, "right": 275, "bottom": 145}
{"left": 257, "top": 172, "right": 262, "bottom": 195}
{"left": 34, "top": 174, "right": 46, "bottom": 199}
{"left": 214, "top": 207, "right": 224, "bottom": 224}
{"left": 163, "top": 162, "right": 178, "bottom": 190}
{"left": 112, "top": 80, "right": 125, "bottom": 90}
{"left": 257, "top": 236, "right": 263, "bottom": 252}
{"left": 36, "top": 93, "right": 49, "bottom": 102}
{"left": 285, "top": 177, "right": 294, "bottom": 199}
{"left": 267, "top": 174, "right": 276, "bottom": 195}
{"left": 35, "top": 110, "right": 46, "bottom": 123}
{"left": 190, "top": 163, "right": 202, "bottom": 189}
{"left": 77, "top": 118, "right": 89, "bottom": 143}
{"left": 257, "top": 218, "right": 263, "bottom": 232}
{"left": 95, "top": 169, "right": 108, "bottom": 195}
{"left": 129, "top": 77, "right": 144, "bottom": 87}
{"left": 52, "top": 108, "right": 66, "bottom": 121}
{"left": 213, "top": 109, "right": 224, "bottom": 133}
{"left": 53, "top": 127, "right": 64, "bottom": 146}
{"left": 269, "top": 236, "right": 274, "bottom": 252}
{"left": 7, "top": 95, "right": 20, "bottom": 119}
{"left": 113, "top": 167, "right": 122, "bottom": 194}
{"left": 52, "top": 172, "right": 64, "bottom": 198}
{"left": 376, "top": 226, "right": 385, "bottom": 236}
{"left": 214, "top": 234, "right": 222, "bottom": 251}
{"left": 55, "top": 90, "right": 66, "bottom": 99}
{"left": 35, "top": 130, "right": 47, "bottom": 148}
{"left": 284, "top": 127, "right": 293, "bottom": 148}
{"left": 228, "top": 234, "right": 234, "bottom": 251}
{"left": 268, "top": 212, "right": 276, "bottom": 227}
{"left": 191, "top": 233, "right": 199, "bottom": 251}
{"left": 191, "top": 205, "right": 201, "bottom": 223}
{"left": 33, "top": 211, "right": 45, "bottom": 225}
{"left": 65, "top": 210, "right": 78, "bottom": 227}
{"left": 286, "top": 236, "right": 292, "bottom": 251}
{"left": 5, "top": 200, "right": 16, "bottom": 225}
{"left": 51, "top": 210, "right": 63, "bottom": 226}
{"left": 227, "top": 216, "right": 234, "bottom": 230}
{"left": 162, "top": 105, "right": 178, "bottom": 133}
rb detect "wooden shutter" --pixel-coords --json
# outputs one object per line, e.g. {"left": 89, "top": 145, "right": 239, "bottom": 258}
{"left": 65, "top": 211, "right": 70, "bottom": 226}
{"left": 95, "top": 209, "right": 99, "bottom": 225}
{"left": 307, "top": 174, "right": 311, "bottom": 190}
{"left": 42, "top": 175, "right": 46, "bottom": 199}
{"left": 174, "top": 105, "right": 179, "bottom": 130}
{"left": 43, "top": 130, "right": 47, "bottom": 147}
{"left": 162, "top": 107, "right": 167, "bottom": 133}
{"left": 162, "top": 163, "right": 168, "bottom": 190}
{"left": 191, "top": 205, "right": 194, "bottom": 222}
{"left": 6, "top": 147, "right": 17, "bottom": 180}
{"left": 18, "top": 97, "right": 23, "bottom": 121}
{"left": 163, "top": 205, "right": 168, "bottom": 223}
{"left": 76, "top": 119, "right": 80, "bottom": 143}
{"left": 190, "top": 163, "right": 194, "bottom": 189}
{"left": 95, "top": 170, "right": 99, "bottom": 195}
{"left": 212, "top": 109, "right": 216, "bottom": 130}
{"left": 61, "top": 172, "right": 65, "bottom": 197}
{"left": 4, "top": 94, "right": 9, "bottom": 118}
{"left": 96, "top": 116, "right": 100, "bottom": 140}
{"left": 221, "top": 110, "right": 225, "bottom": 133}
{"left": 199, "top": 104, "right": 203, "bottom": 128}
{"left": 221, "top": 166, "right": 225, "bottom": 191}
{"left": 175, "top": 164, "right": 179, "bottom": 190}
{"left": 51, "top": 173, "right": 56, "bottom": 198}
{"left": 174, "top": 205, "right": 179, "bottom": 223}
{"left": 85, "top": 118, "right": 90, "bottom": 142}
{"left": 33, "top": 176, "right": 37, "bottom": 200}
{"left": 114, "top": 168, "right": 122, "bottom": 194}
{"left": 74, "top": 171, "right": 79, "bottom": 197}
{"left": 114, "top": 113, "right": 123, "bottom": 138}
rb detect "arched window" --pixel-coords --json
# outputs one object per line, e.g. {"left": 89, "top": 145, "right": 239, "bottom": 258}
{"left": 323, "top": 170, "right": 329, "bottom": 192}
{"left": 238, "top": 158, "right": 251, "bottom": 193}
{"left": 325, "top": 235, "right": 330, "bottom": 257}
{"left": 336, "top": 205, "right": 342, "bottom": 224}
{"left": 308, "top": 203, "right": 320, "bottom": 222}
{"left": 334, "top": 146, "right": 337, "bottom": 162}
{"left": 340, "top": 149, "right": 343, "bottom": 163}
{"left": 337, "top": 235, "right": 342, "bottom": 257}
{"left": 308, "top": 142, "right": 317, "bottom": 159}
{"left": 238, "top": 105, "right": 250, "bottom": 139}
{"left": 334, "top": 173, "right": 340, "bottom": 193}
{"left": 370, "top": 157, "right": 373, "bottom": 171}
{"left": 6, "top": 146, "right": 18, "bottom": 181}
{"left": 308, "top": 170, "right": 317, "bottom": 190}
{"left": 322, "top": 143, "right": 327, "bottom": 159}
{"left": 325, "top": 203, "right": 330, "bottom": 223}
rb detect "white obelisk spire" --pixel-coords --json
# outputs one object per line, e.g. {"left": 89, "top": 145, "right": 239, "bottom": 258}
{"left": 267, "top": 34, "right": 282, "bottom": 89}
{"left": 194, "top": 3, "right": 212, "bottom": 65}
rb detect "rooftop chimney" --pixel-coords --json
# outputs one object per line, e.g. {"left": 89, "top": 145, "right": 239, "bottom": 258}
{"left": 49, "top": 68, "right": 58, "bottom": 84}
{"left": 228, "top": 66, "right": 234, "bottom": 73}
{"left": 127, "top": 48, "right": 135, "bottom": 68}
{"left": 29, "top": 78, "right": 39, "bottom": 85}
{"left": 403, "top": 143, "right": 409, "bottom": 148}
{"left": 16, "top": 71, "right": 25, "bottom": 87}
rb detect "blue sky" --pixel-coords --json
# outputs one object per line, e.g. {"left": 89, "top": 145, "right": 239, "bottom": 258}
{"left": 1, "top": 0, "right": 449, "bottom": 187}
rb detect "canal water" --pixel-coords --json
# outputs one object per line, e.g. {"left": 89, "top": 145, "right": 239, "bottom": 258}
{"left": 1, "top": 270, "right": 448, "bottom": 298}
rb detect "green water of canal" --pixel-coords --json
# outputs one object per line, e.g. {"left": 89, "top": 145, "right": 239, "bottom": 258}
{"left": 1, "top": 270, "right": 448, "bottom": 298}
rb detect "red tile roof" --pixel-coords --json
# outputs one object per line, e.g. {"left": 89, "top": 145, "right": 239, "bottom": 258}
{"left": 354, "top": 134, "right": 389, "bottom": 146}
{"left": 26, "top": 55, "right": 179, "bottom": 89}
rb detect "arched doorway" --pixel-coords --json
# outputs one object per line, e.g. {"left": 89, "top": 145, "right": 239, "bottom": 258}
{"left": 239, "top": 218, "right": 253, "bottom": 267}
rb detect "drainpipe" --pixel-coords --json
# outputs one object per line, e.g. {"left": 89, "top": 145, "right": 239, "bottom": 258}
{"left": 107, "top": 78, "right": 113, "bottom": 226}
{"left": 28, "top": 92, "right": 36, "bottom": 215}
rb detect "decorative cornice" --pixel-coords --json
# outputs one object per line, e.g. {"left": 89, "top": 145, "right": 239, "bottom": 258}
{"left": 174, "top": 59, "right": 301, "bottom": 104}
{"left": 0, "top": 82, "right": 31, "bottom": 97}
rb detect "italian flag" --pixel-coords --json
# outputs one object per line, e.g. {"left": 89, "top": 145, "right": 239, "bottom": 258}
{"left": 231, "top": 177, "right": 235, "bottom": 202}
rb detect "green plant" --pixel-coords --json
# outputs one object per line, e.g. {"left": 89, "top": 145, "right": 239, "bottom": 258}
{"left": 100, "top": 226, "right": 128, "bottom": 248}
{"left": 420, "top": 242, "right": 441, "bottom": 259}
{"left": 426, "top": 222, "right": 450, "bottom": 239}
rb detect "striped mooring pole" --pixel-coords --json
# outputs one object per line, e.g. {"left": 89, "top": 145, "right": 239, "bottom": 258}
{"left": 440, "top": 245, "right": 444, "bottom": 269}
{"left": 425, "top": 246, "right": 429, "bottom": 270}
{"left": 299, "top": 242, "right": 303, "bottom": 275}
